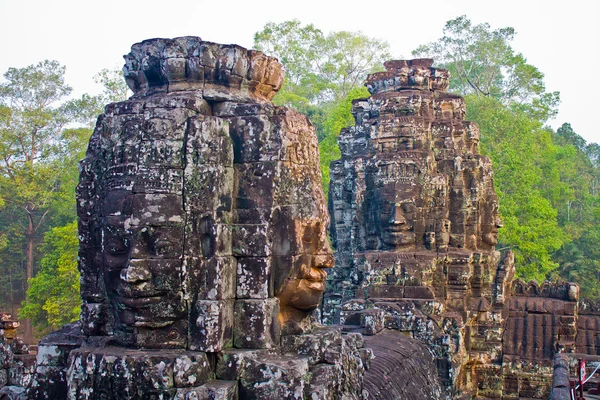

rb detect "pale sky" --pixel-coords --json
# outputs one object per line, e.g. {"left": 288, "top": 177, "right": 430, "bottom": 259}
{"left": 1, "top": 0, "right": 599, "bottom": 143}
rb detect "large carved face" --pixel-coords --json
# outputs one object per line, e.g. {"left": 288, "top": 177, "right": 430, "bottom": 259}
{"left": 101, "top": 190, "right": 186, "bottom": 334}
{"left": 273, "top": 214, "right": 334, "bottom": 311}
{"left": 378, "top": 198, "right": 417, "bottom": 248}
{"left": 367, "top": 163, "right": 421, "bottom": 250}
{"left": 481, "top": 197, "right": 502, "bottom": 247}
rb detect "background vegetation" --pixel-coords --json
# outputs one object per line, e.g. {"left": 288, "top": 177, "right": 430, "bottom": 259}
{"left": 1, "top": 17, "right": 598, "bottom": 337}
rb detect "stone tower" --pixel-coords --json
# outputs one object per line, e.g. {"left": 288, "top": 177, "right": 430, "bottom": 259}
{"left": 324, "top": 59, "right": 514, "bottom": 396}
{"left": 27, "top": 37, "right": 368, "bottom": 400}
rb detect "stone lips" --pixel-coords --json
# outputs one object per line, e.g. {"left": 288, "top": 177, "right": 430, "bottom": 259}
{"left": 123, "top": 37, "right": 284, "bottom": 101}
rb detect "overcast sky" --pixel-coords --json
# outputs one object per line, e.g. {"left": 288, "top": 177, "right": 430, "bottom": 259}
{"left": 1, "top": 0, "right": 599, "bottom": 143}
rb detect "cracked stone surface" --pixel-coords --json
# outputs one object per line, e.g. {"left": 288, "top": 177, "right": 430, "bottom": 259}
{"left": 324, "top": 59, "right": 512, "bottom": 397}
{"left": 26, "top": 37, "right": 367, "bottom": 400}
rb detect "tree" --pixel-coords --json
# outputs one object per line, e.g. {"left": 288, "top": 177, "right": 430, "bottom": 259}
{"left": 542, "top": 123, "right": 600, "bottom": 299}
{"left": 465, "top": 95, "right": 565, "bottom": 281}
{"left": 94, "top": 67, "right": 131, "bottom": 104}
{"left": 254, "top": 20, "right": 390, "bottom": 135}
{"left": 0, "top": 61, "right": 105, "bottom": 339}
{"left": 413, "top": 15, "right": 560, "bottom": 122}
{"left": 20, "top": 220, "right": 80, "bottom": 333}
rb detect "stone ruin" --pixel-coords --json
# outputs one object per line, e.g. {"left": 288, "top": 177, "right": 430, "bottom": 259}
{"left": 324, "top": 59, "right": 512, "bottom": 398}
{"left": 324, "top": 58, "right": 600, "bottom": 399}
{"left": 1, "top": 39, "right": 598, "bottom": 400}
{"left": 501, "top": 279, "right": 580, "bottom": 398}
{"left": 25, "top": 37, "right": 371, "bottom": 400}
{"left": 0, "top": 313, "right": 35, "bottom": 399}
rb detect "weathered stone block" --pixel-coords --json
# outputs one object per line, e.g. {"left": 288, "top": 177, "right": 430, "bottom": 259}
{"left": 80, "top": 303, "right": 111, "bottom": 336}
{"left": 174, "top": 380, "right": 238, "bottom": 400}
{"left": 231, "top": 224, "right": 270, "bottom": 257}
{"left": 173, "top": 353, "right": 211, "bottom": 388}
{"left": 0, "top": 369, "right": 7, "bottom": 387}
{"left": 190, "top": 300, "right": 234, "bottom": 352}
{"left": 281, "top": 327, "right": 343, "bottom": 365}
{"left": 360, "top": 309, "right": 386, "bottom": 336}
{"left": 367, "top": 285, "right": 404, "bottom": 299}
{"left": 27, "top": 365, "right": 68, "bottom": 400}
{"left": 239, "top": 355, "right": 309, "bottom": 399}
{"left": 233, "top": 299, "right": 280, "bottom": 349}
{"left": 184, "top": 165, "right": 234, "bottom": 215}
{"left": 8, "top": 355, "right": 35, "bottom": 388}
{"left": 186, "top": 116, "right": 233, "bottom": 166}
{"left": 186, "top": 256, "right": 236, "bottom": 300}
{"left": 215, "top": 349, "right": 268, "bottom": 381}
{"left": 212, "top": 101, "right": 274, "bottom": 118}
{"left": 404, "top": 285, "right": 436, "bottom": 299}
{"left": 236, "top": 257, "right": 272, "bottom": 299}
{"left": 228, "top": 115, "right": 281, "bottom": 162}
{"left": 233, "top": 162, "right": 278, "bottom": 209}
{"left": 306, "top": 364, "right": 340, "bottom": 400}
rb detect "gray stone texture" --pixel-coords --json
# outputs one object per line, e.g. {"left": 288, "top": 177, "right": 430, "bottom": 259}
{"left": 25, "top": 37, "right": 367, "bottom": 400}
{"left": 324, "top": 59, "right": 510, "bottom": 397}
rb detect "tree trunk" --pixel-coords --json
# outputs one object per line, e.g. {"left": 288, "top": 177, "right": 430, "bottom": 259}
{"left": 23, "top": 214, "right": 35, "bottom": 343}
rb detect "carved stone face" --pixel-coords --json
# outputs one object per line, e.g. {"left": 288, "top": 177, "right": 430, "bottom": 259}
{"left": 276, "top": 217, "right": 334, "bottom": 311}
{"left": 378, "top": 199, "right": 417, "bottom": 248}
{"left": 481, "top": 199, "right": 502, "bottom": 247}
{"left": 102, "top": 191, "right": 186, "bottom": 331}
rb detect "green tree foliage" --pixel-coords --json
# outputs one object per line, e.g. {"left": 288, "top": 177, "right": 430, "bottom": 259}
{"left": 466, "top": 95, "right": 565, "bottom": 280}
{"left": 254, "top": 20, "right": 390, "bottom": 194}
{"left": 254, "top": 20, "right": 390, "bottom": 106}
{"left": 0, "top": 61, "right": 82, "bottom": 339}
{"left": 94, "top": 67, "right": 132, "bottom": 104}
{"left": 0, "top": 61, "right": 95, "bottom": 339}
{"left": 413, "top": 15, "right": 560, "bottom": 122}
{"left": 318, "top": 86, "right": 370, "bottom": 193}
{"left": 0, "top": 60, "right": 128, "bottom": 336}
{"left": 20, "top": 220, "right": 79, "bottom": 333}
{"left": 545, "top": 123, "right": 600, "bottom": 298}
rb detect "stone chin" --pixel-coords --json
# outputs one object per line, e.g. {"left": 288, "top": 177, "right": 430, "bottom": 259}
{"left": 482, "top": 233, "right": 498, "bottom": 246}
{"left": 382, "top": 230, "right": 416, "bottom": 248}
{"left": 278, "top": 277, "right": 327, "bottom": 311}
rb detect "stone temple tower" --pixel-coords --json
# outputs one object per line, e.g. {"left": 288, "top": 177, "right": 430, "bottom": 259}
{"left": 26, "top": 37, "right": 369, "bottom": 400}
{"left": 324, "top": 59, "right": 515, "bottom": 396}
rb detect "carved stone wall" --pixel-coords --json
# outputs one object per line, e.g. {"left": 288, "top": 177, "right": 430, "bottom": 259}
{"left": 577, "top": 299, "right": 600, "bottom": 356}
{"left": 324, "top": 59, "right": 510, "bottom": 397}
{"left": 0, "top": 313, "right": 35, "bottom": 400}
{"left": 501, "top": 280, "right": 579, "bottom": 399}
{"left": 27, "top": 37, "right": 368, "bottom": 400}
{"left": 324, "top": 58, "right": 600, "bottom": 399}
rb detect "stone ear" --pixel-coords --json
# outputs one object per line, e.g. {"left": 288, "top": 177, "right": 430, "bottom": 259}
{"left": 272, "top": 207, "right": 281, "bottom": 224}
{"left": 198, "top": 215, "right": 215, "bottom": 258}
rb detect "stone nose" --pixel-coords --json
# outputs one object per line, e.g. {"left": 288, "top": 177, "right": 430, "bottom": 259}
{"left": 389, "top": 205, "right": 406, "bottom": 225}
{"left": 313, "top": 254, "right": 335, "bottom": 269}
{"left": 120, "top": 260, "right": 152, "bottom": 283}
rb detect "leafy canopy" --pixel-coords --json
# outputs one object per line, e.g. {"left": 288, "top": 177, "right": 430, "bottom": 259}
{"left": 413, "top": 15, "right": 560, "bottom": 121}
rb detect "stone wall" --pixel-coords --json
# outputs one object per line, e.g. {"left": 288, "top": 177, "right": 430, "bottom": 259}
{"left": 324, "top": 58, "right": 600, "bottom": 399}
{"left": 0, "top": 313, "right": 35, "bottom": 400}
{"left": 501, "top": 280, "right": 579, "bottom": 399}
{"left": 27, "top": 37, "right": 369, "bottom": 400}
